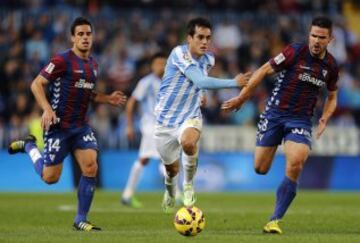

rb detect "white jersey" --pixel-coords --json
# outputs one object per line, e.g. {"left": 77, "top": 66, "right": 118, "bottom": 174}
{"left": 155, "top": 44, "right": 215, "bottom": 127}
{"left": 132, "top": 73, "right": 161, "bottom": 128}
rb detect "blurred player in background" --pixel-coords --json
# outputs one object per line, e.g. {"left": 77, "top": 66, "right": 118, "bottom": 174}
{"left": 121, "top": 52, "right": 175, "bottom": 208}
{"left": 155, "top": 17, "right": 250, "bottom": 212}
{"left": 8, "top": 17, "right": 127, "bottom": 231}
{"left": 222, "top": 16, "right": 338, "bottom": 234}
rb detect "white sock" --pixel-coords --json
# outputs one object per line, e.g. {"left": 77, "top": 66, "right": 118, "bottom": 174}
{"left": 158, "top": 162, "right": 166, "bottom": 177}
{"left": 182, "top": 151, "right": 198, "bottom": 186}
{"left": 165, "top": 173, "right": 178, "bottom": 198}
{"left": 122, "top": 160, "right": 144, "bottom": 200}
{"left": 160, "top": 162, "right": 181, "bottom": 198}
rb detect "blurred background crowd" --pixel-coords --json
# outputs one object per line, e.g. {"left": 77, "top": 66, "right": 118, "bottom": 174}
{"left": 1, "top": 0, "right": 360, "bottom": 149}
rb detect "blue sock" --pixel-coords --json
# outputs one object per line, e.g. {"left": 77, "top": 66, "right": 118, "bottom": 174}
{"left": 25, "top": 142, "right": 44, "bottom": 177}
{"left": 270, "top": 177, "right": 297, "bottom": 221}
{"left": 75, "top": 176, "right": 96, "bottom": 224}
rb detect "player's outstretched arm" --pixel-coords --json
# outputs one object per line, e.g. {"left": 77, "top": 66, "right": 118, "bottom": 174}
{"left": 125, "top": 96, "right": 137, "bottom": 141}
{"left": 315, "top": 90, "right": 337, "bottom": 139}
{"left": 92, "top": 91, "right": 127, "bottom": 106}
{"left": 221, "top": 62, "right": 274, "bottom": 112}
{"left": 31, "top": 75, "right": 58, "bottom": 131}
{"left": 184, "top": 65, "right": 250, "bottom": 90}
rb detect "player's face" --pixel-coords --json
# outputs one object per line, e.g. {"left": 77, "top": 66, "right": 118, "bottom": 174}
{"left": 71, "top": 25, "right": 93, "bottom": 53}
{"left": 151, "top": 57, "right": 166, "bottom": 77}
{"left": 187, "top": 26, "right": 211, "bottom": 58}
{"left": 308, "top": 26, "right": 332, "bottom": 58}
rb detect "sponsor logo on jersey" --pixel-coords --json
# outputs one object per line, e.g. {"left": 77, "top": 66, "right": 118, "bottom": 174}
{"left": 299, "top": 65, "right": 311, "bottom": 70}
{"left": 45, "top": 62, "right": 55, "bottom": 74}
{"left": 74, "top": 69, "right": 83, "bottom": 73}
{"left": 298, "top": 73, "right": 325, "bottom": 87}
{"left": 274, "top": 53, "right": 285, "bottom": 65}
{"left": 75, "top": 78, "right": 95, "bottom": 89}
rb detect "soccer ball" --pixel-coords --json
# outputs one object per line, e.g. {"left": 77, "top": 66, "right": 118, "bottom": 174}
{"left": 173, "top": 206, "right": 205, "bottom": 236}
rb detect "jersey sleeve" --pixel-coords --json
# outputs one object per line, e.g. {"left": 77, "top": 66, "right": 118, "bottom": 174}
{"left": 170, "top": 46, "right": 196, "bottom": 73}
{"left": 132, "top": 78, "right": 149, "bottom": 101}
{"left": 327, "top": 62, "right": 339, "bottom": 91}
{"left": 39, "top": 55, "right": 66, "bottom": 82}
{"left": 269, "top": 44, "right": 298, "bottom": 72}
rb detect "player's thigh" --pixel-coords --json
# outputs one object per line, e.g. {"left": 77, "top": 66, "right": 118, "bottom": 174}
{"left": 180, "top": 127, "right": 200, "bottom": 152}
{"left": 71, "top": 125, "right": 99, "bottom": 176}
{"left": 154, "top": 125, "right": 181, "bottom": 165}
{"left": 73, "top": 149, "right": 98, "bottom": 176}
{"left": 284, "top": 140, "right": 310, "bottom": 169}
{"left": 179, "top": 118, "right": 202, "bottom": 154}
{"left": 254, "top": 146, "right": 278, "bottom": 174}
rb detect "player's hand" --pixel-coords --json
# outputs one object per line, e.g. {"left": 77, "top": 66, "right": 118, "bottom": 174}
{"left": 41, "top": 108, "right": 58, "bottom": 131}
{"left": 235, "top": 71, "right": 252, "bottom": 87}
{"left": 108, "top": 91, "right": 127, "bottom": 106}
{"left": 315, "top": 117, "right": 327, "bottom": 139}
{"left": 221, "top": 96, "right": 243, "bottom": 112}
{"left": 126, "top": 126, "right": 135, "bottom": 141}
{"left": 200, "top": 95, "right": 207, "bottom": 107}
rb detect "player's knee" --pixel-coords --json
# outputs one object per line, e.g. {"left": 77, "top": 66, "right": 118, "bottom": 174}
{"left": 254, "top": 165, "right": 269, "bottom": 175}
{"left": 288, "top": 161, "right": 303, "bottom": 175}
{"left": 255, "top": 167, "right": 269, "bottom": 175}
{"left": 182, "top": 141, "right": 197, "bottom": 156}
{"left": 82, "top": 162, "right": 98, "bottom": 177}
{"left": 42, "top": 174, "right": 60, "bottom": 184}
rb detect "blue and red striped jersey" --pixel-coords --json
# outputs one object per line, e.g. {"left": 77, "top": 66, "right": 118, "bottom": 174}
{"left": 40, "top": 49, "right": 98, "bottom": 129}
{"left": 267, "top": 43, "right": 338, "bottom": 117}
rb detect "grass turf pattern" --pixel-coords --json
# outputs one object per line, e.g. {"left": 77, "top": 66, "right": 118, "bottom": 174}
{"left": 0, "top": 191, "right": 359, "bottom": 243}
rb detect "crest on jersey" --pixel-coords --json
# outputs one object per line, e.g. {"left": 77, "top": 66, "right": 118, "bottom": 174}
{"left": 183, "top": 52, "right": 192, "bottom": 63}
{"left": 322, "top": 69, "right": 328, "bottom": 78}
{"left": 274, "top": 53, "right": 285, "bottom": 65}
{"left": 45, "top": 62, "right": 55, "bottom": 74}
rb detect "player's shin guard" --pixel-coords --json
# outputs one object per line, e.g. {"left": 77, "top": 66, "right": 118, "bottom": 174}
{"left": 270, "top": 177, "right": 297, "bottom": 220}
{"left": 25, "top": 142, "right": 44, "bottom": 177}
{"left": 182, "top": 151, "right": 198, "bottom": 186}
{"left": 75, "top": 176, "right": 96, "bottom": 224}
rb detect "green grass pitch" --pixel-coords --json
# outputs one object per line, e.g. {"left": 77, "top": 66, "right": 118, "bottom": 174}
{"left": 0, "top": 191, "right": 359, "bottom": 243}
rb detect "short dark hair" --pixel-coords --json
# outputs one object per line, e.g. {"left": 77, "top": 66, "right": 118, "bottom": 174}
{"left": 150, "top": 52, "right": 167, "bottom": 63}
{"left": 312, "top": 16, "right": 332, "bottom": 34}
{"left": 70, "top": 17, "right": 92, "bottom": 35}
{"left": 186, "top": 17, "right": 212, "bottom": 36}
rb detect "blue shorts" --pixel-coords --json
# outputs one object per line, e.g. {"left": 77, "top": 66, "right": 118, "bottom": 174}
{"left": 43, "top": 125, "right": 98, "bottom": 166}
{"left": 256, "top": 110, "right": 312, "bottom": 148}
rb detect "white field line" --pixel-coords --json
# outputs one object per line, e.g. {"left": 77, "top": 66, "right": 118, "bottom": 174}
{"left": 57, "top": 204, "right": 357, "bottom": 215}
